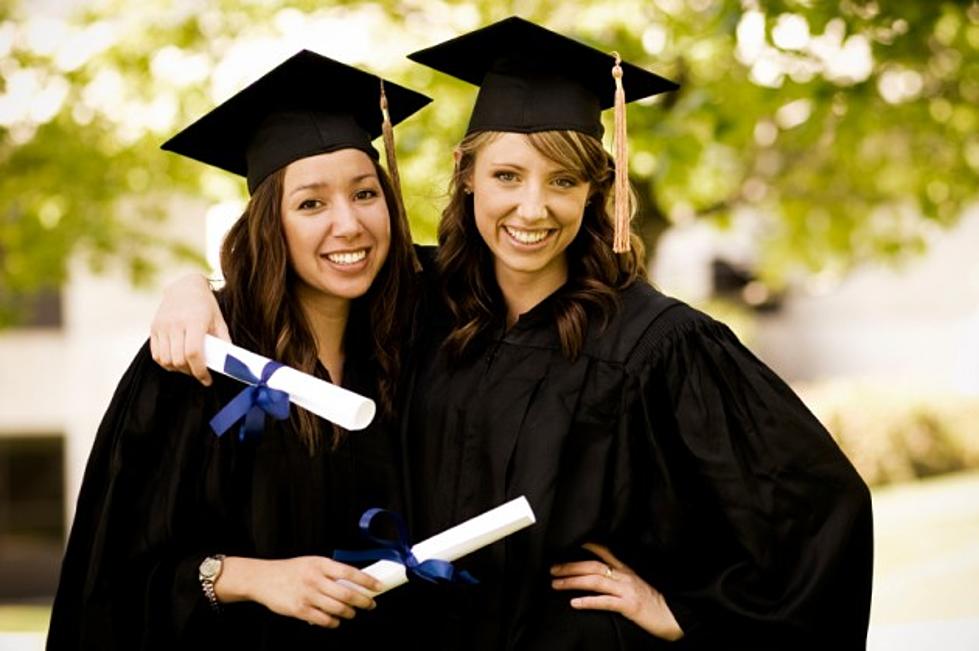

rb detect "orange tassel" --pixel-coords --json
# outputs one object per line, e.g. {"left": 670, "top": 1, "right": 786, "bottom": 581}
{"left": 611, "top": 52, "right": 631, "bottom": 254}
{"left": 380, "top": 79, "right": 420, "bottom": 271}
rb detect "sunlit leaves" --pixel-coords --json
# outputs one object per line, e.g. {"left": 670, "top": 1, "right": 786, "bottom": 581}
{"left": 1, "top": 0, "right": 977, "bottom": 326}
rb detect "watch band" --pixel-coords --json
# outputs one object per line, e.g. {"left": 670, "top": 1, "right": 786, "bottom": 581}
{"left": 198, "top": 554, "right": 226, "bottom": 611}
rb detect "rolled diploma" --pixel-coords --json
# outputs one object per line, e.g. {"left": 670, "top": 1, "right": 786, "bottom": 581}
{"left": 351, "top": 495, "right": 536, "bottom": 597}
{"left": 203, "top": 334, "right": 376, "bottom": 431}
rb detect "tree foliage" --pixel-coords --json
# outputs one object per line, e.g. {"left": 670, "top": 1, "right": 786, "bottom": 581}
{"left": 2, "top": 0, "right": 977, "bottom": 324}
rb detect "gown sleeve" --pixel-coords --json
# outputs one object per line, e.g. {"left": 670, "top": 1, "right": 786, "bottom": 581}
{"left": 47, "top": 342, "right": 229, "bottom": 651}
{"left": 621, "top": 306, "right": 873, "bottom": 650}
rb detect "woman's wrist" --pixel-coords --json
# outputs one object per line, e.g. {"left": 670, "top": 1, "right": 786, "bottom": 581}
{"left": 651, "top": 591, "right": 684, "bottom": 641}
{"left": 213, "top": 556, "right": 260, "bottom": 604}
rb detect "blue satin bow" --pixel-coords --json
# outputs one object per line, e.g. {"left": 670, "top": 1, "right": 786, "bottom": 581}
{"left": 334, "top": 508, "right": 478, "bottom": 585}
{"left": 209, "top": 355, "right": 290, "bottom": 441}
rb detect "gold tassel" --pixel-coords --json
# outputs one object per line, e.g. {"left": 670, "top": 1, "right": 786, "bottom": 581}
{"left": 380, "top": 79, "right": 420, "bottom": 271}
{"left": 611, "top": 52, "right": 631, "bottom": 254}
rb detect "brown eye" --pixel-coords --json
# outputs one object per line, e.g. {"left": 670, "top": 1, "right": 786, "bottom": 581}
{"left": 494, "top": 171, "right": 518, "bottom": 182}
{"left": 298, "top": 198, "right": 322, "bottom": 210}
{"left": 354, "top": 189, "right": 379, "bottom": 201}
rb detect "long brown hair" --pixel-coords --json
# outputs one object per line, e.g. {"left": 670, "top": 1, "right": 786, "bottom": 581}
{"left": 219, "top": 157, "right": 414, "bottom": 450}
{"left": 437, "top": 130, "right": 645, "bottom": 361}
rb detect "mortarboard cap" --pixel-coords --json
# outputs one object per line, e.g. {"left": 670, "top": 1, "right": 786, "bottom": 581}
{"left": 407, "top": 16, "right": 678, "bottom": 139}
{"left": 162, "top": 50, "right": 432, "bottom": 194}
{"left": 409, "top": 17, "right": 678, "bottom": 253}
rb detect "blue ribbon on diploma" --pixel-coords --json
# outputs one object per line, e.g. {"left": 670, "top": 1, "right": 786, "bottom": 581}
{"left": 334, "top": 508, "right": 478, "bottom": 585}
{"left": 209, "top": 355, "right": 290, "bottom": 441}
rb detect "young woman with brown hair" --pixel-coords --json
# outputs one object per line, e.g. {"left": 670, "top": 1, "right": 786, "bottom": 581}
{"left": 408, "top": 18, "right": 870, "bottom": 650}
{"left": 47, "top": 51, "right": 430, "bottom": 650}
{"left": 149, "top": 18, "right": 873, "bottom": 651}
{"left": 436, "top": 129, "right": 642, "bottom": 361}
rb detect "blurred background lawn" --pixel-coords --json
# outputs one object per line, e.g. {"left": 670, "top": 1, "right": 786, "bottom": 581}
{"left": 1, "top": 0, "right": 978, "bottom": 648}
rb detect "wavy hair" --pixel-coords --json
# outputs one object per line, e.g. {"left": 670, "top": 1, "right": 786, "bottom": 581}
{"left": 437, "top": 130, "right": 645, "bottom": 362}
{"left": 219, "top": 158, "right": 414, "bottom": 450}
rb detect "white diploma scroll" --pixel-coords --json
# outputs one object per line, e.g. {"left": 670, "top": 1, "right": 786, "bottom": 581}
{"left": 203, "top": 334, "right": 376, "bottom": 431}
{"left": 354, "top": 496, "right": 537, "bottom": 597}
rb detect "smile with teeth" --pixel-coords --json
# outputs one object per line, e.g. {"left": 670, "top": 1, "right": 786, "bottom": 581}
{"left": 504, "top": 225, "right": 552, "bottom": 245}
{"left": 325, "top": 249, "right": 367, "bottom": 265}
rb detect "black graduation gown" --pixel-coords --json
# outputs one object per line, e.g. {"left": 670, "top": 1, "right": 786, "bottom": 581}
{"left": 405, "top": 280, "right": 873, "bottom": 651}
{"left": 47, "top": 341, "right": 407, "bottom": 650}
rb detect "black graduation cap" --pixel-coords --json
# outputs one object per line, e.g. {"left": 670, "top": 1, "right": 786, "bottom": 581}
{"left": 407, "top": 16, "right": 678, "bottom": 139}
{"left": 162, "top": 49, "right": 432, "bottom": 194}
{"left": 409, "top": 16, "right": 678, "bottom": 253}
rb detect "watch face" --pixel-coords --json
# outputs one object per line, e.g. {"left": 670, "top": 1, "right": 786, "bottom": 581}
{"left": 200, "top": 556, "right": 222, "bottom": 579}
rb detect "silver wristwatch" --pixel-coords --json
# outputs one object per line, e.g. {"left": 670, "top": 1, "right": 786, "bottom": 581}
{"left": 198, "top": 554, "right": 226, "bottom": 611}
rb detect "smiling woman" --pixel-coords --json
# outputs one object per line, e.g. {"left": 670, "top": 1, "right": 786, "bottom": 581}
{"left": 282, "top": 152, "right": 392, "bottom": 306}
{"left": 403, "top": 17, "right": 873, "bottom": 651}
{"left": 46, "top": 50, "right": 432, "bottom": 650}
{"left": 470, "top": 132, "right": 591, "bottom": 321}
{"left": 440, "top": 127, "right": 628, "bottom": 358}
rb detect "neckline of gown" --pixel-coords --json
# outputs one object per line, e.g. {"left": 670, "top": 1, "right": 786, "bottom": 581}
{"left": 494, "top": 282, "right": 571, "bottom": 347}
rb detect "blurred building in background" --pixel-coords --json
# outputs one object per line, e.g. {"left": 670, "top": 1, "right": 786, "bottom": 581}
{"left": 0, "top": 210, "right": 203, "bottom": 603}
{"left": 654, "top": 203, "right": 979, "bottom": 394}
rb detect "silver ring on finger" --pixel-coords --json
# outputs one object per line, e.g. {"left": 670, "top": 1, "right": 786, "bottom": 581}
{"left": 604, "top": 565, "right": 615, "bottom": 580}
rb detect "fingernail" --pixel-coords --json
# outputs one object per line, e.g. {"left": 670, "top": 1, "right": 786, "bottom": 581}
{"left": 571, "top": 598, "right": 582, "bottom": 608}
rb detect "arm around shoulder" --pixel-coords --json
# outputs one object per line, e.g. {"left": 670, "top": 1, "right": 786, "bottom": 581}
{"left": 149, "top": 272, "right": 229, "bottom": 385}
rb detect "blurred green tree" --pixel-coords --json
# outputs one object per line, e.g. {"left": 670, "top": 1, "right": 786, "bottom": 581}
{"left": 1, "top": 0, "right": 977, "bottom": 325}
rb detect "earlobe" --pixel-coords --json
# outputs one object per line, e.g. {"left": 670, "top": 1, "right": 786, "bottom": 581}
{"left": 453, "top": 148, "right": 476, "bottom": 195}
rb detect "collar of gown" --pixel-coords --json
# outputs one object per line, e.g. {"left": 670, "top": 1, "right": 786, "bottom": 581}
{"left": 496, "top": 283, "right": 572, "bottom": 348}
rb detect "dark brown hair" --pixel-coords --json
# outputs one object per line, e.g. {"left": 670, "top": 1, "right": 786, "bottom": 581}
{"left": 219, "top": 157, "right": 414, "bottom": 450}
{"left": 437, "top": 130, "right": 645, "bottom": 361}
